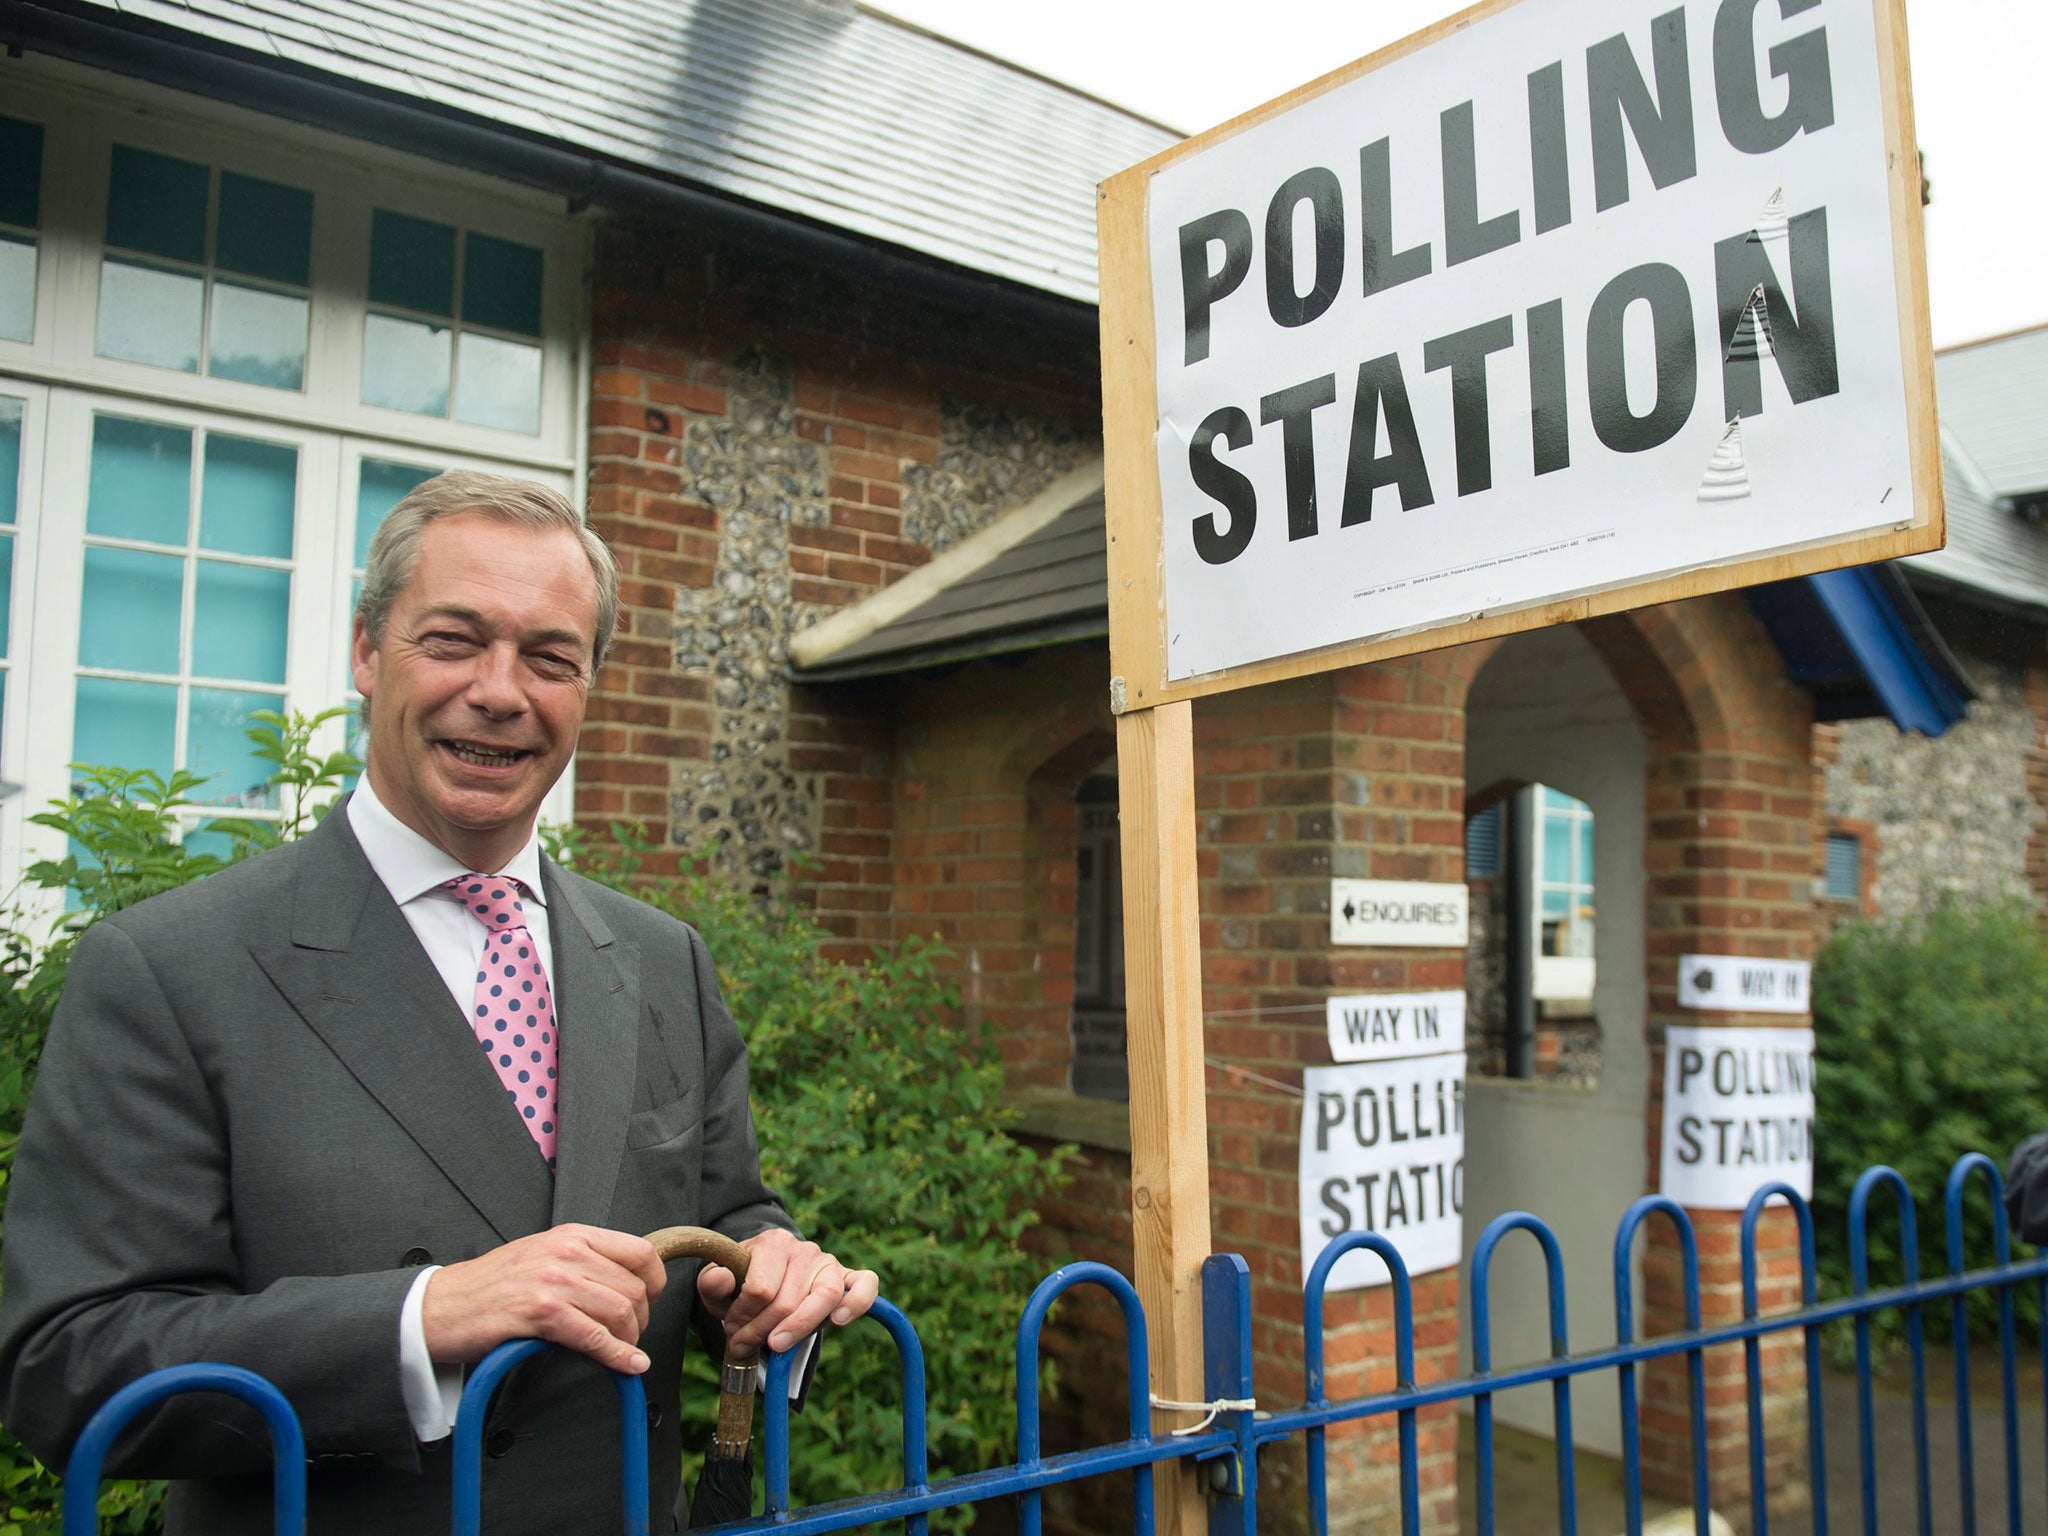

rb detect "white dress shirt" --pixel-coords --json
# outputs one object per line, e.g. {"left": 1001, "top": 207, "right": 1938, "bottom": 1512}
{"left": 349, "top": 777, "right": 553, "bottom": 1442}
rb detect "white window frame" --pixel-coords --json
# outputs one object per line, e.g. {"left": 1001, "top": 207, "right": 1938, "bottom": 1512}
{"left": 1529, "top": 785, "right": 1596, "bottom": 1003}
{"left": 0, "top": 65, "right": 585, "bottom": 466}
{"left": 0, "top": 379, "right": 49, "bottom": 879}
{"left": 0, "top": 61, "right": 593, "bottom": 887}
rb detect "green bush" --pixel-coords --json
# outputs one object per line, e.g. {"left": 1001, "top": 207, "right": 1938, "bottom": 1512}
{"left": 1811, "top": 896, "right": 2048, "bottom": 1345}
{"left": 0, "top": 725, "right": 1066, "bottom": 1532}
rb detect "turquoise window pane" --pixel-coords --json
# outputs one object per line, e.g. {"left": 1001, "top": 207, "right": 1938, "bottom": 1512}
{"left": 1542, "top": 815, "right": 1572, "bottom": 884}
{"left": 0, "top": 117, "right": 42, "bottom": 229}
{"left": 181, "top": 825, "right": 237, "bottom": 862}
{"left": 187, "top": 686, "right": 281, "bottom": 808}
{"left": 0, "top": 234, "right": 33, "bottom": 342}
{"left": 80, "top": 546, "right": 184, "bottom": 673}
{"left": 0, "top": 396, "right": 18, "bottom": 525}
{"left": 208, "top": 282, "right": 307, "bottom": 391}
{"left": 215, "top": 171, "right": 311, "bottom": 286}
{"left": 462, "top": 232, "right": 542, "bottom": 335}
{"left": 106, "top": 145, "right": 208, "bottom": 264}
{"left": 1541, "top": 785, "right": 1579, "bottom": 812}
{"left": 362, "top": 313, "right": 450, "bottom": 417}
{"left": 1541, "top": 887, "right": 1570, "bottom": 919}
{"left": 192, "top": 560, "right": 289, "bottom": 684}
{"left": 200, "top": 435, "right": 297, "bottom": 559}
{"left": 0, "top": 534, "right": 13, "bottom": 660}
{"left": 368, "top": 209, "right": 455, "bottom": 316}
{"left": 355, "top": 459, "right": 438, "bottom": 567}
{"left": 1576, "top": 817, "right": 1594, "bottom": 881}
{"left": 87, "top": 415, "right": 191, "bottom": 543}
{"left": 73, "top": 675, "right": 176, "bottom": 779}
{"left": 455, "top": 333, "right": 542, "bottom": 434}
{"left": 97, "top": 258, "right": 203, "bottom": 373}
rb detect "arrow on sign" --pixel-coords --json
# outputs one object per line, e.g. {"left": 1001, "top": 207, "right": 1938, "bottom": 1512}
{"left": 1691, "top": 966, "right": 1715, "bottom": 994}
{"left": 1343, "top": 899, "right": 1358, "bottom": 922}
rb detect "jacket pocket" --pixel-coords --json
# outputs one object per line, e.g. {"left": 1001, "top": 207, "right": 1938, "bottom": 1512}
{"left": 627, "top": 1084, "right": 702, "bottom": 1150}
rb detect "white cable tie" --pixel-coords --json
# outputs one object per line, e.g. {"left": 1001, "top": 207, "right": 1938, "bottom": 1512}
{"left": 1149, "top": 1393, "right": 1257, "bottom": 1436}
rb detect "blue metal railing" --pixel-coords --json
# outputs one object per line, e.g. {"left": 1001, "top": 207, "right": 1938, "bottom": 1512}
{"left": 61, "top": 1154, "right": 2048, "bottom": 1535}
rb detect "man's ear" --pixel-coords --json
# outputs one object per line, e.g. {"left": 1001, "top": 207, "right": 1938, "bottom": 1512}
{"left": 349, "top": 618, "right": 378, "bottom": 700}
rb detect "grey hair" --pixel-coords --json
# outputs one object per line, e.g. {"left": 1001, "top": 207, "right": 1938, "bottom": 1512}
{"left": 354, "top": 470, "right": 619, "bottom": 675}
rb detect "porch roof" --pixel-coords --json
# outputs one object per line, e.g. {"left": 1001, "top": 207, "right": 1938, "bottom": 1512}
{"left": 789, "top": 472, "right": 1976, "bottom": 737}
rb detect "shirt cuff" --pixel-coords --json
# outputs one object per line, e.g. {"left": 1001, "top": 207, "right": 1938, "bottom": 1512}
{"left": 398, "top": 1266, "right": 465, "bottom": 1442}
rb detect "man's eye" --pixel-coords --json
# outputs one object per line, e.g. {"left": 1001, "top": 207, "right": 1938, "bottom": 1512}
{"left": 419, "top": 632, "right": 479, "bottom": 655}
{"left": 531, "top": 653, "right": 582, "bottom": 677}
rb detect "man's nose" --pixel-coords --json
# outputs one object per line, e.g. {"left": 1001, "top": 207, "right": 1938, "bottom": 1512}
{"left": 465, "top": 644, "right": 527, "bottom": 713}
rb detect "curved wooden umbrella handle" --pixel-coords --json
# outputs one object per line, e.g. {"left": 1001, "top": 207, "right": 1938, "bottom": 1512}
{"left": 643, "top": 1225, "right": 757, "bottom": 1457}
{"left": 645, "top": 1224, "right": 752, "bottom": 1282}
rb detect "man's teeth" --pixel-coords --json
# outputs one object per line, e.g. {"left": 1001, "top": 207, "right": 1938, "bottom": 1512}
{"left": 449, "top": 744, "right": 521, "bottom": 766}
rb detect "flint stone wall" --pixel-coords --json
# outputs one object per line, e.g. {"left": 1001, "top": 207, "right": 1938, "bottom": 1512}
{"left": 1825, "top": 645, "right": 2046, "bottom": 919}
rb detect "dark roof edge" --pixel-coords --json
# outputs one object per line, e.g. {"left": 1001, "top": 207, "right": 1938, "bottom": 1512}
{"left": 1899, "top": 560, "right": 2048, "bottom": 627}
{"left": 0, "top": 0, "right": 1101, "bottom": 340}
{"left": 789, "top": 615, "right": 1108, "bottom": 683}
{"left": 1869, "top": 561, "right": 1979, "bottom": 706}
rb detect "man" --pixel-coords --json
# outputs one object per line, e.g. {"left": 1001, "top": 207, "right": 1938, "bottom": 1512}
{"left": 0, "top": 471, "right": 874, "bottom": 1532}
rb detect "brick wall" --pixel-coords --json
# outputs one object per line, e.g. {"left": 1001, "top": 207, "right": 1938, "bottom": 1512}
{"left": 577, "top": 216, "right": 1098, "bottom": 897}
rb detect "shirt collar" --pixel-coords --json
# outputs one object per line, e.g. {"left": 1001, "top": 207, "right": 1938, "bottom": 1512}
{"left": 346, "top": 774, "right": 549, "bottom": 909}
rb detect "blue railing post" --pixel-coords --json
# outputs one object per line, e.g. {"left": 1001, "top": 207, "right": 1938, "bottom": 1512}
{"left": 1944, "top": 1153, "right": 2022, "bottom": 1536}
{"left": 1201, "top": 1253, "right": 1255, "bottom": 1535}
{"left": 450, "top": 1340, "right": 648, "bottom": 1536}
{"left": 1614, "top": 1196, "right": 1706, "bottom": 1536}
{"left": 1849, "top": 1166, "right": 1933, "bottom": 1536}
{"left": 1740, "top": 1184, "right": 1826, "bottom": 1536}
{"left": 1471, "top": 1213, "right": 1577, "bottom": 1536}
{"left": 1015, "top": 1261, "right": 1155, "bottom": 1536}
{"left": 63, "top": 1364, "right": 307, "bottom": 1536}
{"left": 1303, "top": 1232, "right": 1418, "bottom": 1536}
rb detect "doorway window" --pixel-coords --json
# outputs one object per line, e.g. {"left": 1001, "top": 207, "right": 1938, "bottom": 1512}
{"left": 1069, "top": 769, "right": 1126, "bottom": 1101}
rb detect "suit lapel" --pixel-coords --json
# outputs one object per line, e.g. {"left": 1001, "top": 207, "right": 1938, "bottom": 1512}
{"left": 250, "top": 810, "right": 554, "bottom": 1244}
{"left": 544, "top": 864, "right": 641, "bottom": 1228}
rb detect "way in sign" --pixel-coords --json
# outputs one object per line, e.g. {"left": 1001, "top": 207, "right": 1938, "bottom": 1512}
{"left": 1325, "top": 989, "right": 1467, "bottom": 1065}
{"left": 1339, "top": 1003, "right": 1444, "bottom": 1049}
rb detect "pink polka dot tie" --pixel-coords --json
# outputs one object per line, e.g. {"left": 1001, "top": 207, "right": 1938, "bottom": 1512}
{"left": 449, "top": 874, "right": 558, "bottom": 1170}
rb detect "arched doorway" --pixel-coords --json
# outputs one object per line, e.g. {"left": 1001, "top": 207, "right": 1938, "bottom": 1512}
{"left": 1459, "top": 622, "right": 1648, "bottom": 1457}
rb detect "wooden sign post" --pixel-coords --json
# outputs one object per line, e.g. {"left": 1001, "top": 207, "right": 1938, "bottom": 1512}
{"left": 1098, "top": 0, "right": 1936, "bottom": 1530}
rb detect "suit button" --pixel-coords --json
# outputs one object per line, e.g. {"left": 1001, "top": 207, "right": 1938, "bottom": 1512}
{"left": 401, "top": 1247, "right": 433, "bottom": 1267}
{"left": 486, "top": 1428, "right": 515, "bottom": 1459}
{"left": 647, "top": 1402, "right": 664, "bottom": 1430}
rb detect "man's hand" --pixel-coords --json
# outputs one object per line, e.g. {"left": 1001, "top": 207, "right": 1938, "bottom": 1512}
{"left": 695, "top": 1230, "right": 879, "bottom": 1362}
{"left": 421, "top": 1225, "right": 668, "bottom": 1374}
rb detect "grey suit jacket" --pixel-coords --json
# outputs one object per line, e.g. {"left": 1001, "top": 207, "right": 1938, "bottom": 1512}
{"left": 0, "top": 805, "right": 792, "bottom": 1534}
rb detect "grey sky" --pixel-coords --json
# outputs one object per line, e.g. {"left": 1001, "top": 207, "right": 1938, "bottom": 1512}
{"left": 870, "top": 1, "right": 2045, "bottom": 350}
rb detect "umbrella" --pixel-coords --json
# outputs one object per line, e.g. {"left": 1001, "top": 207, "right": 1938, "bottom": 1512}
{"left": 645, "top": 1226, "right": 759, "bottom": 1529}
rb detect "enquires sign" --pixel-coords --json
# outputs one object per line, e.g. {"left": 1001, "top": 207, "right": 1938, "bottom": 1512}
{"left": 1145, "top": 0, "right": 1920, "bottom": 682}
{"left": 1302, "top": 994, "right": 1467, "bottom": 1289}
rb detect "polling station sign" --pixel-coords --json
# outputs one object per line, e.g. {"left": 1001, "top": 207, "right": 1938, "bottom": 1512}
{"left": 1098, "top": 0, "right": 1938, "bottom": 706}
{"left": 1301, "top": 1052, "right": 1467, "bottom": 1289}
{"left": 1658, "top": 1024, "right": 1815, "bottom": 1208}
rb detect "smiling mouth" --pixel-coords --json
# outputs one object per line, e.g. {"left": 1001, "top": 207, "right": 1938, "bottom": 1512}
{"left": 443, "top": 741, "right": 531, "bottom": 769}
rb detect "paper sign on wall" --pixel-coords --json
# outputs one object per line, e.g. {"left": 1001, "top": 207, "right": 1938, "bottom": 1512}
{"left": 1677, "top": 955, "right": 1811, "bottom": 1014}
{"left": 1658, "top": 1025, "right": 1815, "bottom": 1210}
{"left": 1325, "top": 990, "right": 1465, "bottom": 1063}
{"left": 1330, "top": 880, "right": 1469, "bottom": 947}
{"left": 1300, "top": 1052, "right": 1465, "bottom": 1289}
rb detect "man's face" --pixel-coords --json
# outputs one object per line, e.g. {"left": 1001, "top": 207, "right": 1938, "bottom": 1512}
{"left": 351, "top": 510, "right": 600, "bottom": 871}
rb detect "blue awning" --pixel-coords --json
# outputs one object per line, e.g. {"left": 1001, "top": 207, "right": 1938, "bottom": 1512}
{"left": 1743, "top": 565, "right": 1974, "bottom": 737}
